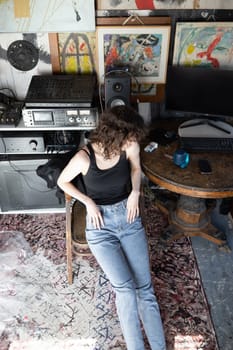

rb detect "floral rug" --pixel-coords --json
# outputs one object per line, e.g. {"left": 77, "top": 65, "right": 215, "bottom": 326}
{"left": 0, "top": 193, "right": 219, "bottom": 350}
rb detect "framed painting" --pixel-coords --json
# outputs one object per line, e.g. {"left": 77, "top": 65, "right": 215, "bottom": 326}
{"left": 173, "top": 22, "right": 233, "bottom": 69}
{"left": 96, "top": 0, "right": 196, "bottom": 10}
{"left": 58, "top": 32, "right": 97, "bottom": 74}
{"left": 97, "top": 26, "right": 171, "bottom": 84}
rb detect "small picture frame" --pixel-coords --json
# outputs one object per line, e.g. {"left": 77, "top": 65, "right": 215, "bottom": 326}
{"left": 97, "top": 25, "right": 171, "bottom": 84}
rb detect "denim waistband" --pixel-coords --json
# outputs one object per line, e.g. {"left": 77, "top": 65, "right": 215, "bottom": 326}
{"left": 98, "top": 198, "right": 127, "bottom": 212}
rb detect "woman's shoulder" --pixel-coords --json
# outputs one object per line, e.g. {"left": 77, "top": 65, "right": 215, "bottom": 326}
{"left": 78, "top": 145, "right": 91, "bottom": 156}
{"left": 124, "top": 141, "right": 140, "bottom": 159}
{"left": 125, "top": 140, "right": 140, "bottom": 152}
{"left": 70, "top": 146, "right": 90, "bottom": 163}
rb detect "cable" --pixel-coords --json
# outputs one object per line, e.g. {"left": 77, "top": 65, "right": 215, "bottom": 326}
{"left": 0, "top": 137, "right": 7, "bottom": 153}
{"left": 8, "top": 160, "right": 53, "bottom": 193}
{"left": 0, "top": 88, "right": 16, "bottom": 100}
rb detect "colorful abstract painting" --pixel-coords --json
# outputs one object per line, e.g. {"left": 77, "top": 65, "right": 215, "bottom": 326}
{"left": 97, "top": 0, "right": 233, "bottom": 10}
{"left": 0, "top": 0, "right": 95, "bottom": 32}
{"left": 58, "top": 33, "right": 97, "bottom": 74}
{"left": 173, "top": 22, "right": 233, "bottom": 69}
{"left": 97, "top": 26, "right": 170, "bottom": 84}
{"left": 97, "top": 0, "right": 192, "bottom": 10}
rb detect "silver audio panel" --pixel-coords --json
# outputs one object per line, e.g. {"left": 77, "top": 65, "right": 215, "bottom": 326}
{"left": 22, "top": 107, "right": 98, "bottom": 128}
{"left": 0, "top": 132, "right": 45, "bottom": 153}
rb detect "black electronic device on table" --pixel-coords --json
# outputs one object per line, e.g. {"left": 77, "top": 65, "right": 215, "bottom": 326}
{"left": 198, "top": 159, "right": 212, "bottom": 174}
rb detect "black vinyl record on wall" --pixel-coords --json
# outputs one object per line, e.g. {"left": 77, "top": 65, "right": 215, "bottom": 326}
{"left": 7, "top": 40, "right": 39, "bottom": 71}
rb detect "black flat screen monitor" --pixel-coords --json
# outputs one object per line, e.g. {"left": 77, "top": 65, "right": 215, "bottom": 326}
{"left": 165, "top": 65, "right": 233, "bottom": 119}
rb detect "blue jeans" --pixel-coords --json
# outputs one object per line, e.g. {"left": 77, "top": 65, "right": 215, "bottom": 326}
{"left": 86, "top": 199, "right": 166, "bottom": 350}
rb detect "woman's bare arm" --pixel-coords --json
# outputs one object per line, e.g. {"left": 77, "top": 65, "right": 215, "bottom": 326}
{"left": 126, "top": 141, "right": 142, "bottom": 223}
{"left": 57, "top": 150, "right": 104, "bottom": 229}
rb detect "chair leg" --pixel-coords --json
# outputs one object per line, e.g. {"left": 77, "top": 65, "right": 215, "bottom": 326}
{"left": 65, "top": 194, "right": 73, "bottom": 284}
{"left": 140, "top": 186, "right": 152, "bottom": 270}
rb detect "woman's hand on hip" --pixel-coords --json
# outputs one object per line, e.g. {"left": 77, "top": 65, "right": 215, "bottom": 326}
{"left": 126, "top": 191, "right": 140, "bottom": 224}
{"left": 86, "top": 198, "right": 104, "bottom": 230}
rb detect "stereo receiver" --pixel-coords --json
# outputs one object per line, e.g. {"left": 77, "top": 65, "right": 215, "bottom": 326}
{"left": 22, "top": 107, "right": 98, "bottom": 128}
{"left": 0, "top": 132, "right": 45, "bottom": 153}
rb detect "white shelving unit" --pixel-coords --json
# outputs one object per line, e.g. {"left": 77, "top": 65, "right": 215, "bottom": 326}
{"left": 0, "top": 120, "right": 89, "bottom": 214}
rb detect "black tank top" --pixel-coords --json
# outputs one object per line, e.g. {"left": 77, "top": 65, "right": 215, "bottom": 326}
{"left": 82, "top": 143, "right": 131, "bottom": 205}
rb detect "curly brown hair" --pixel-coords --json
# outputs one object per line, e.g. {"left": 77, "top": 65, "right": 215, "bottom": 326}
{"left": 89, "top": 105, "right": 146, "bottom": 159}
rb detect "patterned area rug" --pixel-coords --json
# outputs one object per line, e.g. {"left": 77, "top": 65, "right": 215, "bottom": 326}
{"left": 0, "top": 192, "right": 219, "bottom": 350}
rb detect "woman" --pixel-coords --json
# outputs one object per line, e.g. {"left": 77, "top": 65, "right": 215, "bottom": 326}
{"left": 57, "top": 105, "right": 166, "bottom": 350}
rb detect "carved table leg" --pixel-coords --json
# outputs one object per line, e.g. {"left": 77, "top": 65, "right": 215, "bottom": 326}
{"left": 160, "top": 195, "right": 230, "bottom": 251}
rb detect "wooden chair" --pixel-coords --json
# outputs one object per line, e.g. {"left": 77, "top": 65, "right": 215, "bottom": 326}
{"left": 65, "top": 193, "right": 91, "bottom": 284}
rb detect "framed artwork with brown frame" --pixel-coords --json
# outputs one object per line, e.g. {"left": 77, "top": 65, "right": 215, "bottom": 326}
{"left": 96, "top": 17, "right": 171, "bottom": 102}
{"left": 97, "top": 25, "right": 171, "bottom": 85}
{"left": 48, "top": 33, "right": 61, "bottom": 73}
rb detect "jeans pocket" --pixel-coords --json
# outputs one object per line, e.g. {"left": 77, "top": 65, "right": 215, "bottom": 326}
{"left": 130, "top": 215, "right": 143, "bottom": 230}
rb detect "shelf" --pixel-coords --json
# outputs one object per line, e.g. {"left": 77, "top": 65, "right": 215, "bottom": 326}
{"left": 0, "top": 118, "right": 96, "bottom": 131}
{"left": 0, "top": 121, "right": 84, "bottom": 213}
{"left": 0, "top": 207, "right": 66, "bottom": 214}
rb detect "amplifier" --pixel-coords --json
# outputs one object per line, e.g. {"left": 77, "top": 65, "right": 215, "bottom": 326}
{"left": 22, "top": 107, "right": 98, "bottom": 128}
{"left": 0, "top": 132, "right": 45, "bottom": 153}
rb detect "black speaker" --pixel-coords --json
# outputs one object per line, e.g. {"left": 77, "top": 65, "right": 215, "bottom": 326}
{"left": 105, "top": 73, "right": 131, "bottom": 109}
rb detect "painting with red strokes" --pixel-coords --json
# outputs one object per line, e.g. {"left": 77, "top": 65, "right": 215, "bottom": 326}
{"left": 58, "top": 33, "right": 97, "bottom": 74}
{"left": 173, "top": 22, "right": 233, "bottom": 69}
{"left": 135, "top": 0, "right": 156, "bottom": 9}
{"left": 97, "top": 26, "right": 170, "bottom": 84}
{"left": 96, "top": 0, "right": 207, "bottom": 10}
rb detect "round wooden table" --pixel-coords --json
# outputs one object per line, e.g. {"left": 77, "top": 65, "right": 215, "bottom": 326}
{"left": 141, "top": 141, "right": 233, "bottom": 250}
